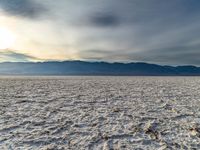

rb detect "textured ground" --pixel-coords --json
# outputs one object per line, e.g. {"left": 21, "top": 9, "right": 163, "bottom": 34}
{"left": 0, "top": 76, "right": 200, "bottom": 150}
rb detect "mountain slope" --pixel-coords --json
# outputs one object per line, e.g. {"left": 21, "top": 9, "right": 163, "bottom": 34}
{"left": 0, "top": 61, "right": 200, "bottom": 75}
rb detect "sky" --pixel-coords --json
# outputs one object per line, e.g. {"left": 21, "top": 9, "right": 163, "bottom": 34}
{"left": 0, "top": 0, "right": 200, "bottom": 65}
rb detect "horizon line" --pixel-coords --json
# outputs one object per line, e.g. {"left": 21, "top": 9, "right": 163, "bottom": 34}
{"left": 0, "top": 60, "right": 199, "bottom": 68}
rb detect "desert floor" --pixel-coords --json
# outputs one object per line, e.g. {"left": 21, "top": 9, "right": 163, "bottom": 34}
{"left": 0, "top": 76, "right": 200, "bottom": 149}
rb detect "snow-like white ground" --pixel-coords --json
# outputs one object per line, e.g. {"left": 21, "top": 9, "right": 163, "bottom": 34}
{"left": 0, "top": 76, "right": 200, "bottom": 150}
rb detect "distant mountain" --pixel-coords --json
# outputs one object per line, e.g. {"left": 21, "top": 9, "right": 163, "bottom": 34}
{"left": 0, "top": 61, "right": 200, "bottom": 75}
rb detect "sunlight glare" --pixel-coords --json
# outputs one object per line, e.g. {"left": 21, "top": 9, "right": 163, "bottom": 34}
{"left": 0, "top": 27, "right": 15, "bottom": 49}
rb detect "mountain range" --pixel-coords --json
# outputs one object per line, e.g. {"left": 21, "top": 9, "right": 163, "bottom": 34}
{"left": 0, "top": 61, "right": 200, "bottom": 75}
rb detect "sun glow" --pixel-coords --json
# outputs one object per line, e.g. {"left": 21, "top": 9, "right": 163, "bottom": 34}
{"left": 0, "top": 27, "right": 15, "bottom": 49}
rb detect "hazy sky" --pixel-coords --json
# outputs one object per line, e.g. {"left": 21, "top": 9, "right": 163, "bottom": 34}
{"left": 0, "top": 0, "right": 200, "bottom": 65}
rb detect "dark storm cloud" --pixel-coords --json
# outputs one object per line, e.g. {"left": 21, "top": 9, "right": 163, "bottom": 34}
{"left": 0, "top": 50, "right": 39, "bottom": 62}
{"left": 0, "top": 0, "right": 46, "bottom": 18}
{"left": 89, "top": 13, "right": 120, "bottom": 27}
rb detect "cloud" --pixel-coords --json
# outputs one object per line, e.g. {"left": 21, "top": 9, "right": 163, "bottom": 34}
{"left": 78, "top": 49, "right": 132, "bottom": 62}
{"left": 79, "top": 43, "right": 200, "bottom": 65}
{"left": 129, "top": 44, "right": 200, "bottom": 65}
{"left": 0, "top": 0, "right": 46, "bottom": 18}
{"left": 0, "top": 50, "right": 40, "bottom": 62}
{"left": 89, "top": 12, "right": 120, "bottom": 27}
{"left": 2, "top": 0, "right": 200, "bottom": 65}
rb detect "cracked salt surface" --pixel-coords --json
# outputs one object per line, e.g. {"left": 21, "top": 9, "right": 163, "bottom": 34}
{"left": 0, "top": 76, "right": 200, "bottom": 150}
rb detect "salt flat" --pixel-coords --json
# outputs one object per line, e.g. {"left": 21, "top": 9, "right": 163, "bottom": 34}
{"left": 0, "top": 76, "right": 200, "bottom": 150}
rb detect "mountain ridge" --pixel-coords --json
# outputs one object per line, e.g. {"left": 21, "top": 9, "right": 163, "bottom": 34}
{"left": 0, "top": 61, "right": 200, "bottom": 75}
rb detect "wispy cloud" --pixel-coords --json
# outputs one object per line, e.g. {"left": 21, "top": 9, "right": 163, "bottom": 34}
{"left": 0, "top": 50, "right": 41, "bottom": 62}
